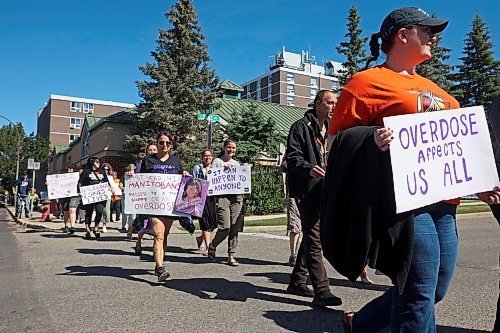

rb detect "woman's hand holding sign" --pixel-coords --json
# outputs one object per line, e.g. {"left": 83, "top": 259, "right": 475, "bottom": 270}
{"left": 374, "top": 127, "right": 394, "bottom": 152}
{"left": 476, "top": 186, "right": 500, "bottom": 204}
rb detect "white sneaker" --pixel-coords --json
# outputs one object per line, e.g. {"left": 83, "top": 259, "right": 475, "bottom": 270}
{"left": 102, "top": 225, "right": 108, "bottom": 233}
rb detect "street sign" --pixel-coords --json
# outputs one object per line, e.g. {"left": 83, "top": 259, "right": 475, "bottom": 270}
{"left": 209, "top": 115, "right": 220, "bottom": 122}
{"left": 27, "top": 159, "right": 34, "bottom": 169}
{"left": 197, "top": 114, "right": 206, "bottom": 120}
{"left": 33, "top": 162, "right": 40, "bottom": 170}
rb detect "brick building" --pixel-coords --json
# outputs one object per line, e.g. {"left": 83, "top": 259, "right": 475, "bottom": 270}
{"left": 241, "top": 47, "right": 342, "bottom": 108}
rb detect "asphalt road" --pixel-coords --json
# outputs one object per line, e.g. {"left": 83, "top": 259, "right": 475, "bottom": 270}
{"left": 0, "top": 208, "right": 498, "bottom": 333}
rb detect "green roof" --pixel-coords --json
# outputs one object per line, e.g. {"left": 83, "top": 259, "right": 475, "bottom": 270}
{"left": 214, "top": 98, "right": 306, "bottom": 137}
{"left": 85, "top": 115, "right": 103, "bottom": 130}
{"left": 53, "top": 144, "right": 69, "bottom": 154}
{"left": 218, "top": 80, "right": 244, "bottom": 92}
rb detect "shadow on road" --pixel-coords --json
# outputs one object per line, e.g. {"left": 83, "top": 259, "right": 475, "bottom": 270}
{"left": 165, "top": 277, "right": 312, "bottom": 307}
{"left": 57, "top": 265, "right": 157, "bottom": 286}
{"left": 263, "top": 308, "right": 341, "bottom": 333}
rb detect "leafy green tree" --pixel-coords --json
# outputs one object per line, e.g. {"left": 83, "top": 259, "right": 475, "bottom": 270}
{"left": 335, "top": 5, "right": 368, "bottom": 87}
{"left": 451, "top": 14, "right": 499, "bottom": 109}
{"left": 223, "top": 101, "right": 280, "bottom": 164}
{"left": 416, "top": 35, "right": 453, "bottom": 91}
{"left": 0, "top": 124, "right": 51, "bottom": 189}
{"left": 125, "top": 0, "right": 219, "bottom": 164}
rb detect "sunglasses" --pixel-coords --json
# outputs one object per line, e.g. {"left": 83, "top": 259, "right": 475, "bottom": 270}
{"left": 158, "top": 141, "right": 172, "bottom": 146}
{"left": 94, "top": 160, "right": 100, "bottom": 164}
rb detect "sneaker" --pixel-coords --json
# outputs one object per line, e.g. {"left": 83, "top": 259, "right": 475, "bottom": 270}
{"left": 63, "top": 227, "right": 68, "bottom": 233}
{"left": 120, "top": 227, "right": 126, "bottom": 232}
{"left": 85, "top": 232, "right": 91, "bottom": 239}
{"left": 312, "top": 290, "right": 342, "bottom": 307}
{"left": 288, "top": 254, "right": 297, "bottom": 267}
{"left": 69, "top": 227, "right": 75, "bottom": 235}
{"left": 287, "top": 283, "right": 314, "bottom": 297}
{"left": 155, "top": 266, "right": 170, "bottom": 282}
{"left": 102, "top": 225, "right": 107, "bottom": 233}
{"left": 93, "top": 228, "right": 101, "bottom": 239}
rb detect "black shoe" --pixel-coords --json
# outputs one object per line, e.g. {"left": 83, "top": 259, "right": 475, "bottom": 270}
{"left": 69, "top": 227, "right": 75, "bottom": 235}
{"left": 25, "top": 214, "right": 30, "bottom": 219}
{"left": 63, "top": 227, "right": 68, "bottom": 233}
{"left": 85, "top": 232, "right": 91, "bottom": 239}
{"left": 312, "top": 290, "right": 342, "bottom": 307}
{"left": 287, "top": 283, "right": 314, "bottom": 297}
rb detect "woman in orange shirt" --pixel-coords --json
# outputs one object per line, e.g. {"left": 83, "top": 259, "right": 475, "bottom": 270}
{"left": 331, "top": 7, "right": 500, "bottom": 333}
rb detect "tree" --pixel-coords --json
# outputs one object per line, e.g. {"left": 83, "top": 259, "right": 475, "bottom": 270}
{"left": 223, "top": 102, "right": 280, "bottom": 164}
{"left": 451, "top": 14, "right": 499, "bottom": 110}
{"left": 125, "top": 0, "right": 219, "bottom": 164}
{"left": 335, "top": 5, "right": 368, "bottom": 87}
{"left": 0, "top": 124, "right": 50, "bottom": 190}
{"left": 416, "top": 35, "right": 453, "bottom": 92}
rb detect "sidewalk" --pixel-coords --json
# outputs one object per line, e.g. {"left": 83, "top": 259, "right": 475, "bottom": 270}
{"left": 1, "top": 204, "right": 286, "bottom": 234}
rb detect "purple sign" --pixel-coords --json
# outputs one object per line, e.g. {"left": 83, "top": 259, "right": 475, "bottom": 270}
{"left": 173, "top": 176, "right": 209, "bottom": 218}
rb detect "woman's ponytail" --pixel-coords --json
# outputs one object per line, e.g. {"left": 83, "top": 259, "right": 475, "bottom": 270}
{"left": 364, "top": 33, "right": 381, "bottom": 70}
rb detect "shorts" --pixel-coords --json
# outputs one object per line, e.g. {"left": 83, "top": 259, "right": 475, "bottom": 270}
{"left": 62, "top": 197, "right": 80, "bottom": 211}
{"left": 286, "top": 197, "right": 301, "bottom": 233}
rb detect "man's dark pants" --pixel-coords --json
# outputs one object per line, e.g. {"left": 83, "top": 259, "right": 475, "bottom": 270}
{"left": 289, "top": 188, "right": 330, "bottom": 293}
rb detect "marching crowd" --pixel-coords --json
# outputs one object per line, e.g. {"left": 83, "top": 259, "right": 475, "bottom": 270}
{"left": 8, "top": 7, "right": 500, "bottom": 332}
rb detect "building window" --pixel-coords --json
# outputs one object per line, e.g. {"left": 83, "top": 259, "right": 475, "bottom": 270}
{"left": 268, "top": 76, "right": 272, "bottom": 99}
{"left": 70, "top": 101, "right": 81, "bottom": 112}
{"left": 69, "top": 134, "right": 80, "bottom": 144}
{"left": 81, "top": 125, "right": 90, "bottom": 159}
{"left": 83, "top": 103, "right": 94, "bottom": 114}
{"left": 287, "top": 96, "right": 294, "bottom": 106}
{"left": 256, "top": 80, "right": 261, "bottom": 101}
{"left": 310, "top": 88, "right": 318, "bottom": 99}
{"left": 311, "top": 77, "right": 318, "bottom": 88}
{"left": 332, "top": 81, "right": 340, "bottom": 91}
{"left": 286, "top": 72, "right": 294, "bottom": 83}
{"left": 70, "top": 118, "right": 82, "bottom": 129}
{"left": 287, "top": 84, "right": 295, "bottom": 95}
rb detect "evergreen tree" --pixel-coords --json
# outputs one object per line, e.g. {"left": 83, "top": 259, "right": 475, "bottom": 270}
{"left": 125, "top": 0, "right": 219, "bottom": 164}
{"left": 451, "top": 14, "right": 499, "bottom": 109}
{"left": 223, "top": 101, "right": 280, "bottom": 164}
{"left": 416, "top": 35, "right": 453, "bottom": 91}
{"left": 335, "top": 5, "right": 368, "bottom": 87}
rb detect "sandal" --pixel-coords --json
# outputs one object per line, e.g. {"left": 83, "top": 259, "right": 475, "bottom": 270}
{"left": 342, "top": 312, "right": 354, "bottom": 333}
{"left": 227, "top": 256, "right": 240, "bottom": 267}
{"left": 207, "top": 243, "right": 216, "bottom": 262}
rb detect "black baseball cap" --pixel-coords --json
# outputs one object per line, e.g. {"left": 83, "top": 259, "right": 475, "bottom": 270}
{"left": 380, "top": 7, "right": 449, "bottom": 38}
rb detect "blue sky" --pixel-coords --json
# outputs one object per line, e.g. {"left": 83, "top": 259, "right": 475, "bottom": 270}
{"left": 0, "top": 0, "right": 498, "bottom": 134}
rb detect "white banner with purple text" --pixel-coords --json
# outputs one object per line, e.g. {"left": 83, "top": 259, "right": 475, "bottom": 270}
{"left": 384, "top": 106, "right": 499, "bottom": 213}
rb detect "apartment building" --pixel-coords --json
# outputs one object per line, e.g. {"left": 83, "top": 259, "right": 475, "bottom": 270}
{"left": 37, "top": 94, "right": 135, "bottom": 148}
{"left": 241, "top": 47, "right": 342, "bottom": 108}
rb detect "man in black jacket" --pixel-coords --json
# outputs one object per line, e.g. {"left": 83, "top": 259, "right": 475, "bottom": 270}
{"left": 285, "top": 90, "right": 342, "bottom": 307}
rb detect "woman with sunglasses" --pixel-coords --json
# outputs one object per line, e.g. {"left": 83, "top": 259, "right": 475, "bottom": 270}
{"left": 60, "top": 164, "right": 79, "bottom": 234}
{"left": 325, "top": 7, "right": 500, "bottom": 332}
{"left": 137, "top": 130, "right": 188, "bottom": 281}
{"left": 78, "top": 157, "right": 111, "bottom": 239}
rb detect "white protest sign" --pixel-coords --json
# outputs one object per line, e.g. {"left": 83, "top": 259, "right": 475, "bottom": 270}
{"left": 47, "top": 172, "right": 79, "bottom": 200}
{"left": 207, "top": 165, "right": 252, "bottom": 196}
{"left": 124, "top": 173, "right": 186, "bottom": 216}
{"left": 80, "top": 183, "right": 111, "bottom": 205}
{"left": 384, "top": 106, "right": 499, "bottom": 213}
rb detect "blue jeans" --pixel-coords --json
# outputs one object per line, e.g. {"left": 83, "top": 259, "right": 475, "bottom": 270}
{"left": 16, "top": 195, "right": 30, "bottom": 216}
{"left": 352, "top": 202, "right": 458, "bottom": 333}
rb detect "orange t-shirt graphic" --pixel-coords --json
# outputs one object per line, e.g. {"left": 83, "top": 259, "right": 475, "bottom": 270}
{"left": 329, "top": 65, "right": 461, "bottom": 205}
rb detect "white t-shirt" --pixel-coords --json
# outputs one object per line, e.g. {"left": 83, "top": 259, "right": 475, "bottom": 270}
{"left": 212, "top": 158, "right": 240, "bottom": 168}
